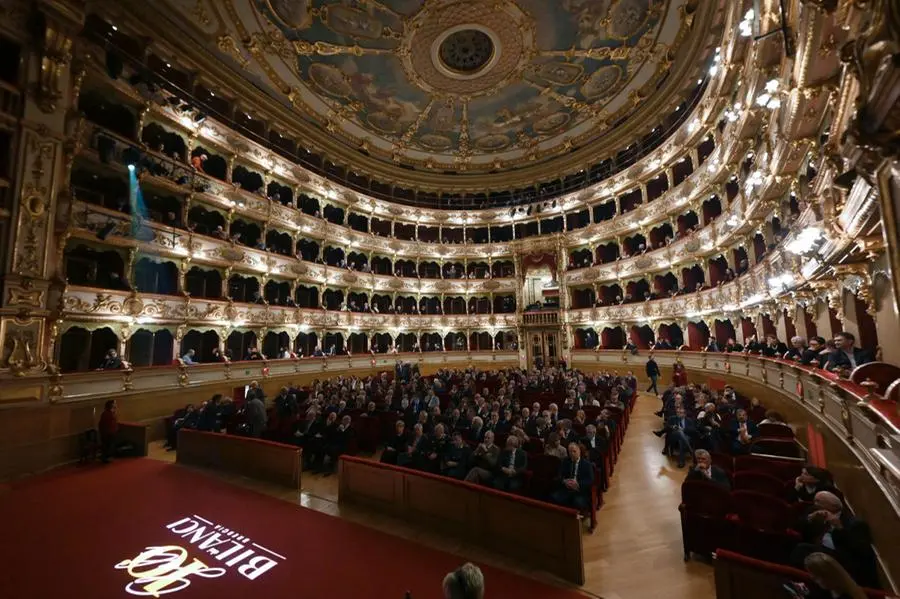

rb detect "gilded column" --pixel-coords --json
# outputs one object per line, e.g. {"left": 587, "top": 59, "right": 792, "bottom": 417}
{"left": 1, "top": 2, "right": 85, "bottom": 377}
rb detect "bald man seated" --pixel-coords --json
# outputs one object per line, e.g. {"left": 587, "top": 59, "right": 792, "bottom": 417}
{"left": 797, "top": 490, "right": 879, "bottom": 589}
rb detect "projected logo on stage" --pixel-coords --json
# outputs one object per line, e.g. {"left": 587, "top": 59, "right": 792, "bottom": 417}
{"left": 114, "top": 515, "right": 285, "bottom": 596}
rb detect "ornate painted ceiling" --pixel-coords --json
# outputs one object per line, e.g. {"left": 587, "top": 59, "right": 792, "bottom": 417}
{"left": 151, "top": 0, "right": 716, "bottom": 188}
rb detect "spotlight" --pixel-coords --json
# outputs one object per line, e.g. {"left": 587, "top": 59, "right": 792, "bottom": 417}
{"left": 128, "top": 164, "right": 136, "bottom": 171}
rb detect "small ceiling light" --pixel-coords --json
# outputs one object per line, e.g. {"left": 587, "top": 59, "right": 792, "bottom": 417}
{"left": 111, "top": 24, "right": 118, "bottom": 31}
{"left": 209, "top": 91, "right": 215, "bottom": 97}
{"left": 166, "top": 62, "right": 172, "bottom": 68}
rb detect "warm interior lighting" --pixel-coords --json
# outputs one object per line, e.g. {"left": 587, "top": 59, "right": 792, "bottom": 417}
{"left": 785, "top": 226, "right": 824, "bottom": 254}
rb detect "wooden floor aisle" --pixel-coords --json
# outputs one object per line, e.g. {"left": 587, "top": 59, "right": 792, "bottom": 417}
{"left": 150, "top": 393, "right": 715, "bottom": 598}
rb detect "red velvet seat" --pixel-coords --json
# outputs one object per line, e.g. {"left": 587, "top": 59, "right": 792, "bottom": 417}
{"left": 711, "top": 452, "right": 734, "bottom": 473}
{"left": 752, "top": 438, "right": 801, "bottom": 459}
{"left": 734, "top": 454, "right": 804, "bottom": 482}
{"left": 730, "top": 490, "right": 798, "bottom": 564}
{"left": 527, "top": 454, "right": 561, "bottom": 499}
{"left": 757, "top": 423, "right": 795, "bottom": 438}
{"left": 679, "top": 480, "right": 735, "bottom": 560}
{"left": 733, "top": 471, "right": 787, "bottom": 498}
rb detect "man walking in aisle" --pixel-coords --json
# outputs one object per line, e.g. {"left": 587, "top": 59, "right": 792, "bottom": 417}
{"left": 646, "top": 353, "right": 661, "bottom": 395}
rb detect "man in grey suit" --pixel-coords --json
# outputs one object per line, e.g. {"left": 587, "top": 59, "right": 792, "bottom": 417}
{"left": 246, "top": 393, "right": 267, "bottom": 438}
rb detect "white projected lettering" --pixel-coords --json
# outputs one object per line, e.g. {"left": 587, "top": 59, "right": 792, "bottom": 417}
{"left": 115, "top": 515, "right": 286, "bottom": 596}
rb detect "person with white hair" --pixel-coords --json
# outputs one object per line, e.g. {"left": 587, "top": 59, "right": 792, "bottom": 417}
{"left": 442, "top": 563, "right": 484, "bottom": 599}
{"left": 785, "top": 335, "right": 808, "bottom": 360}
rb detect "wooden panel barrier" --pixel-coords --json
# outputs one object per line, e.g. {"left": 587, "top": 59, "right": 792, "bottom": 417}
{"left": 177, "top": 429, "right": 301, "bottom": 490}
{"left": 338, "top": 455, "right": 585, "bottom": 585}
{"left": 117, "top": 422, "right": 150, "bottom": 457}
{"left": 714, "top": 549, "right": 893, "bottom": 599}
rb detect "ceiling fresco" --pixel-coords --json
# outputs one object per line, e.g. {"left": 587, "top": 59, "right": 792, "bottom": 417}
{"left": 160, "top": 0, "right": 704, "bottom": 177}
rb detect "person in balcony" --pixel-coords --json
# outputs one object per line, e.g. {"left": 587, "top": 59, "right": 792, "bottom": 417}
{"left": 97, "top": 349, "right": 123, "bottom": 370}
{"left": 784, "top": 336, "right": 808, "bottom": 360}
{"left": 723, "top": 337, "right": 743, "bottom": 352}
{"left": 825, "top": 332, "right": 873, "bottom": 373}
{"left": 762, "top": 334, "right": 788, "bottom": 357}
{"left": 705, "top": 337, "right": 720, "bottom": 352}
{"left": 654, "top": 338, "right": 673, "bottom": 350}
{"left": 181, "top": 349, "right": 197, "bottom": 365}
{"left": 798, "top": 336, "right": 827, "bottom": 367}
{"left": 190, "top": 153, "right": 207, "bottom": 172}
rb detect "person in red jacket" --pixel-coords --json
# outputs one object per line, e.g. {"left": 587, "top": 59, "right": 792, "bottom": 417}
{"left": 99, "top": 400, "right": 119, "bottom": 463}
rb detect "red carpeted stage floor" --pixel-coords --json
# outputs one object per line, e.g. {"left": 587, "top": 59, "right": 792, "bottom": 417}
{"left": 0, "top": 459, "right": 587, "bottom": 599}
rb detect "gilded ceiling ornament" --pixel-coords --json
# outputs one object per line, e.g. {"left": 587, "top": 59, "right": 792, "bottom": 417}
{"left": 217, "top": 34, "right": 250, "bottom": 68}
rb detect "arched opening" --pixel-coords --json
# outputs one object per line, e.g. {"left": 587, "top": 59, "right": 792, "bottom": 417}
{"left": 600, "top": 327, "right": 625, "bottom": 349}
{"left": 469, "top": 296, "right": 491, "bottom": 314}
{"left": 371, "top": 294, "right": 392, "bottom": 313}
{"left": 345, "top": 332, "right": 366, "bottom": 355}
{"left": 445, "top": 332, "right": 466, "bottom": 351}
{"left": 263, "top": 331, "right": 292, "bottom": 359}
{"left": 469, "top": 331, "right": 493, "bottom": 351}
{"left": 571, "top": 287, "right": 596, "bottom": 310}
{"left": 228, "top": 274, "right": 261, "bottom": 303}
{"left": 180, "top": 330, "right": 220, "bottom": 362}
{"left": 395, "top": 259, "right": 417, "bottom": 277}
{"left": 371, "top": 256, "right": 392, "bottom": 275}
{"left": 421, "top": 332, "right": 443, "bottom": 351}
{"left": 654, "top": 272, "right": 679, "bottom": 297}
{"left": 622, "top": 234, "right": 647, "bottom": 257}
{"left": 296, "top": 239, "right": 320, "bottom": 262}
{"left": 677, "top": 210, "right": 700, "bottom": 235}
{"left": 323, "top": 246, "right": 345, "bottom": 267}
{"left": 190, "top": 146, "right": 226, "bottom": 180}
{"left": 596, "top": 242, "right": 619, "bottom": 264}
{"left": 396, "top": 333, "right": 417, "bottom": 352}
{"left": 185, "top": 267, "right": 222, "bottom": 299}
{"left": 395, "top": 296, "right": 417, "bottom": 314}
{"left": 347, "top": 291, "right": 369, "bottom": 312}
{"left": 658, "top": 323, "right": 685, "bottom": 348}
{"left": 708, "top": 255, "right": 729, "bottom": 286}
{"left": 231, "top": 165, "right": 264, "bottom": 194}
{"left": 265, "top": 229, "right": 293, "bottom": 256}
{"left": 141, "top": 122, "right": 186, "bottom": 161}
{"left": 714, "top": 319, "right": 737, "bottom": 346}
{"left": 420, "top": 296, "right": 441, "bottom": 315}
{"left": 264, "top": 280, "right": 292, "bottom": 306}
{"left": 493, "top": 294, "right": 516, "bottom": 313}
{"left": 347, "top": 251, "right": 368, "bottom": 272}
{"left": 294, "top": 332, "right": 318, "bottom": 357}
{"left": 599, "top": 284, "right": 622, "bottom": 304}
{"left": 630, "top": 325, "right": 655, "bottom": 348}
{"left": 323, "top": 332, "right": 345, "bottom": 355}
{"left": 491, "top": 260, "right": 515, "bottom": 278}
{"left": 686, "top": 321, "right": 710, "bottom": 350}
{"left": 59, "top": 326, "right": 119, "bottom": 372}
{"left": 418, "top": 261, "right": 440, "bottom": 279}
{"left": 295, "top": 285, "right": 319, "bottom": 309}
{"left": 574, "top": 327, "right": 598, "bottom": 349}
{"left": 702, "top": 195, "right": 722, "bottom": 225}
{"left": 681, "top": 265, "right": 705, "bottom": 292}
{"left": 371, "top": 333, "right": 392, "bottom": 353}
{"left": 626, "top": 279, "right": 651, "bottom": 302}
{"left": 442, "top": 262, "right": 464, "bottom": 279}
{"left": 187, "top": 205, "right": 227, "bottom": 237}
{"left": 467, "top": 261, "right": 489, "bottom": 278}
{"left": 734, "top": 247, "right": 750, "bottom": 275}
{"left": 64, "top": 244, "right": 128, "bottom": 289}
{"left": 79, "top": 91, "right": 136, "bottom": 140}
{"left": 322, "top": 289, "right": 344, "bottom": 310}
{"left": 267, "top": 180, "right": 293, "bottom": 206}
{"left": 230, "top": 218, "right": 262, "bottom": 248}
{"left": 134, "top": 257, "right": 179, "bottom": 295}
{"left": 226, "top": 331, "right": 259, "bottom": 361}
{"left": 443, "top": 296, "right": 466, "bottom": 315}
{"left": 569, "top": 248, "right": 592, "bottom": 270}
{"left": 127, "top": 328, "right": 174, "bottom": 366}
{"left": 298, "top": 193, "right": 320, "bottom": 217}
{"left": 495, "top": 331, "right": 518, "bottom": 350}
{"left": 649, "top": 222, "right": 674, "bottom": 249}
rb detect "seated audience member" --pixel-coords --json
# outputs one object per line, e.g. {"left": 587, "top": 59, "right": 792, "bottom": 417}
{"left": 544, "top": 432, "right": 568, "bottom": 459}
{"left": 762, "top": 334, "right": 789, "bottom": 357}
{"left": 464, "top": 430, "right": 500, "bottom": 485}
{"left": 98, "top": 399, "right": 119, "bottom": 463}
{"left": 759, "top": 409, "right": 789, "bottom": 427}
{"left": 166, "top": 404, "right": 199, "bottom": 450}
{"left": 210, "top": 347, "right": 228, "bottom": 362}
{"left": 580, "top": 424, "right": 606, "bottom": 463}
{"left": 197, "top": 394, "right": 222, "bottom": 432}
{"left": 695, "top": 402, "right": 722, "bottom": 451}
{"left": 318, "top": 415, "right": 354, "bottom": 475}
{"left": 802, "top": 491, "right": 878, "bottom": 589}
{"left": 825, "top": 332, "right": 873, "bottom": 373}
{"left": 790, "top": 466, "right": 838, "bottom": 503}
{"left": 466, "top": 416, "right": 485, "bottom": 442}
{"left": 685, "top": 449, "right": 730, "bottom": 489}
{"left": 729, "top": 408, "right": 758, "bottom": 454}
{"left": 705, "top": 337, "right": 720, "bottom": 352}
{"left": 181, "top": 349, "right": 197, "bottom": 364}
{"left": 442, "top": 431, "right": 472, "bottom": 479}
{"left": 398, "top": 422, "right": 428, "bottom": 469}
{"left": 424, "top": 424, "right": 450, "bottom": 473}
{"left": 800, "top": 336, "right": 827, "bottom": 367}
{"left": 663, "top": 405, "right": 696, "bottom": 468}
{"left": 442, "top": 563, "right": 485, "bottom": 599}
{"left": 380, "top": 420, "right": 407, "bottom": 465}
{"left": 493, "top": 436, "right": 527, "bottom": 493}
{"left": 304, "top": 411, "right": 337, "bottom": 469}
{"left": 551, "top": 443, "right": 594, "bottom": 511}
{"left": 801, "top": 552, "right": 869, "bottom": 599}
{"left": 97, "top": 349, "right": 123, "bottom": 370}
{"left": 785, "top": 336, "right": 808, "bottom": 360}
{"left": 723, "top": 338, "right": 744, "bottom": 352}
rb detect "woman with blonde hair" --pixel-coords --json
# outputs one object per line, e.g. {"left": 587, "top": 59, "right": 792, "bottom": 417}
{"left": 803, "top": 552, "right": 868, "bottom": 599}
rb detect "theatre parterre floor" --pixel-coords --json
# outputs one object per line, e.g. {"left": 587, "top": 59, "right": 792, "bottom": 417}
{"left": 148, "top": 393, "right": 715, "bottom": 599}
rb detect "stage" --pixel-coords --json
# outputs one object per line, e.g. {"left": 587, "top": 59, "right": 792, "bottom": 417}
{"left": 0, "top": 459, "right": 587, "bottom": 598}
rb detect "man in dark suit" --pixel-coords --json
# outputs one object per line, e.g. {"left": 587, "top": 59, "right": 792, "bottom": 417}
{"left": 664, "top": 405, "right": 696, "bottom": 468}
{"left": 320, "top": 415, "right": 354, "bottom": 475}
{"left": 197, "top": 394, "right": 222, "bottom": 432}
{"left": 789, "top": 466, "right": 838, "bottom": 503}
{"left": 424, "top": 423, "right": 450, "bottom": 473}
{"left": 493, "top": 436, "right": 527, "bottom": 492}
{"left": 442, "top": 430, "right": 471, "bottom": 479}
{"left": 724, "top": 338, "right": 744, "bottom": 352}
{"left": 729, "top": 408, "right": 759, "bottom": 454}
{"left": 646, "top": 355, "right": 661, "bottom": 395}
{"left": 826, "top": 331, "right": 874, "bottom": 373}
{"left": 685, "top": 449, "right": 730, "bottom": 489}
{"left": 580, "top": 424, "right": 607, "bottom": 464}
{"left": 551, "top": 443, "right": 594, "bottom": 511}
{"left": 799, "top": 336, "right": 827, "bottom": 367}
{"left": 762, "top": 334, "right": 788, "bottom": 357}
{"left": 805, "top": 491, "right": 879, "bottom": 588}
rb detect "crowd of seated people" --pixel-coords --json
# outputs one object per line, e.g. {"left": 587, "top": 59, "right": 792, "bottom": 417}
{"left": 666, "top": 380, "right": 881, "bottom": 591}
{"left": 700, "top": 331, "right": 875, "bottom": 374}
{"left": 209, "top": 365, "right": 639, "bottom": 519}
